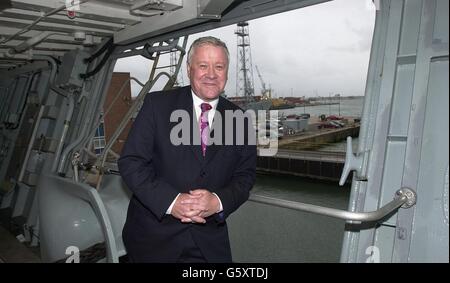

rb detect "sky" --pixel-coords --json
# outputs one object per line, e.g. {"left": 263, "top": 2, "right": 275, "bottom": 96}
{"left": 114, "top": 0, "right": 376, "bottom": 98}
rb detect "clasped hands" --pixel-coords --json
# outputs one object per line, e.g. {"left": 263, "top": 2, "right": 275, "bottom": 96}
{"left": 171, "top": 189, "right": 220, "bottom": 224}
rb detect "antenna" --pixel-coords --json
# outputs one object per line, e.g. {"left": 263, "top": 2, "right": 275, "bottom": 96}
{"left": 235, "top": 21, "right": 255, "bottom": 100}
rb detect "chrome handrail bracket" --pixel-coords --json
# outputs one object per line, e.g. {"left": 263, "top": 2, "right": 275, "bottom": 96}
{"left": 396, "top": 187, "right": 417, "bottom": 209}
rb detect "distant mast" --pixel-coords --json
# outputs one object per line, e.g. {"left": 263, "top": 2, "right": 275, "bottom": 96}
{"left": 235, "top": 21, "right": 255, "bottom": 102}
{"left": 169, "top": 42, "right": 185, "bottom": 87}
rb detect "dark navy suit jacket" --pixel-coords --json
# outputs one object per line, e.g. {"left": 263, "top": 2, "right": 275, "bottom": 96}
{"left": 118, "top": 86, "right": 256, "bottom": 262}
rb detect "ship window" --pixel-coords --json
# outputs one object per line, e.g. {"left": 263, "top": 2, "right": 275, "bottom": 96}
{"left": 95, "top": 122, "right": 105, "bottom": 138}
{"left": 111, "top": 0, "right": 376, "bottom": 262}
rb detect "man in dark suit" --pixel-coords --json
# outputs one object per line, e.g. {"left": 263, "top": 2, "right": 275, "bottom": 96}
{"left": 118, "top": 36, "right": 256, "bottom": 263}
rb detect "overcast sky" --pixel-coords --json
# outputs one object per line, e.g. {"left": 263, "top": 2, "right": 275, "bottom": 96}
{"left": 114, "top": 0, "right": 376, "bottom": 98}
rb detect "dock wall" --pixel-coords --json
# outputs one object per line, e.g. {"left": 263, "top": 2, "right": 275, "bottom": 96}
{"left": 280, "top": 125, "right": 359, "bottom": 151}
{"left": 257, "top": 155, "right": 351, "bottom": 183}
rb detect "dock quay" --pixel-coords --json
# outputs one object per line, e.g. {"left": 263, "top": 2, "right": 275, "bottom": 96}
{"left": 257, "top": 149, "right": 349, "bottom": 183}
{"left": 279, "top": 124, "right": 360, "bottom": 151}
{"left": 256, "top": 124, "right": 359, "bottom": 183}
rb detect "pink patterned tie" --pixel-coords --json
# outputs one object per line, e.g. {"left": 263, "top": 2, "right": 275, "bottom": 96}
{"left": 200, "top": 103, "right": 212, "bottom": 157}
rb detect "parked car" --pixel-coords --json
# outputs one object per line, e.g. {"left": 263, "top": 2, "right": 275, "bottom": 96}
{"left": 326, "top": 115, "right": 343, "bottom": 120}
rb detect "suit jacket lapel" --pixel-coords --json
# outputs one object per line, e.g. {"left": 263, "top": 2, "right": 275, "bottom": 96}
{"left": 204, "top": 96, "right": 226, "bottom": 166}
{"left": 175, "top": 88, "right": 226, "bottom": 167}
{"left": 175, "top": 86, "right": 203, "bottom": 164}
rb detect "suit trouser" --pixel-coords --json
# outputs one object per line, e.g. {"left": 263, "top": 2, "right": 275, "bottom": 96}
{"left": 176, "top": 230, "right": 207, "bottom": 263}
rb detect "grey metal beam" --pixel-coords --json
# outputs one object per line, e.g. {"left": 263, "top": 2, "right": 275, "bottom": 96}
{"left": 0, "top": 10, "right": 127, "bottom": 32}
{"left": 0, "top": 48, "right": 66, "bottom": 58}
{"left": 0, "top": 35, "right": 93, "bottom": 46}
{"left": 115, "top": 0, "right": 329, "bottom": 50}
{"left": 198, "top": 0, "right": 235, "bottom": 19}
{"left": 4, "top": 40, "right": 84, "bottom": 51}
{"left": 10, "top": 0, "right": 141, "bottom": 24}
{"left": 0, "top": 17, "right": 116, "bottom": 36}
{"left": 114, "top": 1, "right": 206, "bottom": 45}
{"left": 0, "top": 27, "right": 103, "bottom": 45}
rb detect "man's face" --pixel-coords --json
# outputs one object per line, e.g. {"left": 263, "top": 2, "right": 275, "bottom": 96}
{"left": 187, "top": 44, "right": 228, "bottom": 101}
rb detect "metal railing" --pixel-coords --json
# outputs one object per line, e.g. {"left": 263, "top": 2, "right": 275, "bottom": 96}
{"left": 249, "top": 187, "right": 416, "bottom": 223}
{"left": 268, "top": 149, "right": 346, "bottom": 163}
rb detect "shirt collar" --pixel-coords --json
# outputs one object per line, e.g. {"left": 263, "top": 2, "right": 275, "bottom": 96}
{"left": 191, "top": 90, "right": 219, "bottom": 112}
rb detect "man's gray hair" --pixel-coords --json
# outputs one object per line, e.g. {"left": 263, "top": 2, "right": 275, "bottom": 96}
{"left": 187, "top": 36, "right": 230, "bottom": 66}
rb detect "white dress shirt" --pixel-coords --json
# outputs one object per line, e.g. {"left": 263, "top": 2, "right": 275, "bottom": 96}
{"left": 191, "top": 90, "right": 218, "bottom": 127}
{"left": 166, "top": 90, "right": 223, "bottom": 215}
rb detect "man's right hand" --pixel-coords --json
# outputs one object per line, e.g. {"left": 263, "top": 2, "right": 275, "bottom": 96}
{"left": 171, "top": 193, "right": 207, "bottom": 224}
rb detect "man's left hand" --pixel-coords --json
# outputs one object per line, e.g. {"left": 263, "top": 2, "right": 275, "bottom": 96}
{"left": 180, "top": 189, "right": 220, "bottom": 219}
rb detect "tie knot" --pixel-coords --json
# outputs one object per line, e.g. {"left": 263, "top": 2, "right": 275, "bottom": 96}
{"left": 201, "top": 103, "right": 212, "bottom": 113}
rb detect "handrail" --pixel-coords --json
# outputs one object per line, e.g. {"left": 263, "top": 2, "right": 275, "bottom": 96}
{"left": 272, "top": 149, "right": 345, "bottom": 163}
{"left": 249, "top": 187, "right": 416, "bottom": 223}
{"left": 98, "top": 71, "right": 171, "bottom": 168}
{"left": 103, "top": 76, "right": 145, "bottom": 117}
{"left": 88, "top": 76, "right": 144, "bottom": 141}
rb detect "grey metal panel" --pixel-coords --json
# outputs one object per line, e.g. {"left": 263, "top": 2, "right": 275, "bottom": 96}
{"left": 0, "top": 27, "right": 103, "bottom": 45}
{"left": 114, "top": 1, "right": 205, "bottom": 45}
{"left": 10, "top": 0, "right": 140, "bottom": 24}
{"left": 0, "top": 48, "right": 66, "bottom": 58}
{"left": 59, "top": 58, "right": 116, "bottom": 175}
{"left": 11, "top": 182, "right": 33, "bottom": 218}
{"left": 32, "top": 136, "right": 58, "bottom": 153}
{"left": 379, "top": 141, "right": 406, "bottom": 225}
{"left": 351, "top": 0, "right": 404, "bottom": 262}
{"left": 38, "top": 174, "right": 104, "bottom": 262}
{"left": 22, "top": 171, "right": 39, "bottom": 186}
{"left": 97, "top": 174, "right": 132, "bottom": 257}
{"left": 4, "top": 40, "right": 82, "bottom": 51}
{"left": 0, "top": 10, "right": 127, "bottom": 31}
{"left": 0, "top": 75, "right": 33, "bottom": 186}
{"left": 25, "top": 188, "right": 39, "bottom": 246}
{"left": 54, "top": 50, "right": 89, "bottom": 88}
{"left": 342, "top": 0, "right": 449, "bottom": 263}
{"left": 393, "top": 0, "right": 448, "bottom": 262}
{"left": 7, "top": 75, "right": 29, "bottom": 115}
{"left": 0, "top": 18, "right": 115, "bottom": 37}
{"left": 408, "top": 59, "right": 448, "bottom": 262}
{"left": 389, "top": 64, "right": 415, "bottom": 136}
{"left": 38, "top": 173, "right": 121, "bottom": 262}
{"left": 433, "top": 0, "right": 449, "bottom": 44}
{"left": 340, "top": 180, "right": 367, "bottom": 262}
{"left": 373, "top": 224, "right": 396, "bottom": 262}
{"left": 364, "top": 0, "right": 404, "bottom": 212}
{"left": 0, "top": 60, "right": 49, "bottom": 79}
{"left": 0, "top": 0, "right": 12, "bottom": 10}
{"left": 41, "top": 105, "right": 59, "bottom": 120}
{"left": 399, "top": 0, "right": 422, "bottom": 55}
{"left": 198, "top": 0, "right": 235, "bottom": 19}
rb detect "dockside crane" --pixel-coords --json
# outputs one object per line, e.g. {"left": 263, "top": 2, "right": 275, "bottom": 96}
{"left": 255, "top": 65, "right": 271, "bottom": 98}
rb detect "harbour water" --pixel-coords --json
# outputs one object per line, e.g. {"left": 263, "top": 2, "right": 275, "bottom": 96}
{"left": 279, "top": 96, "right": 364, "bottom": 118}
{"left": 230, "top": 96, "right": 363, "bottom": 262}
{"left": 229, "top": 173, "right": 351, "bottom": 262}
{"left": 252, "top": 173, "right": 350, "bottom": 209}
